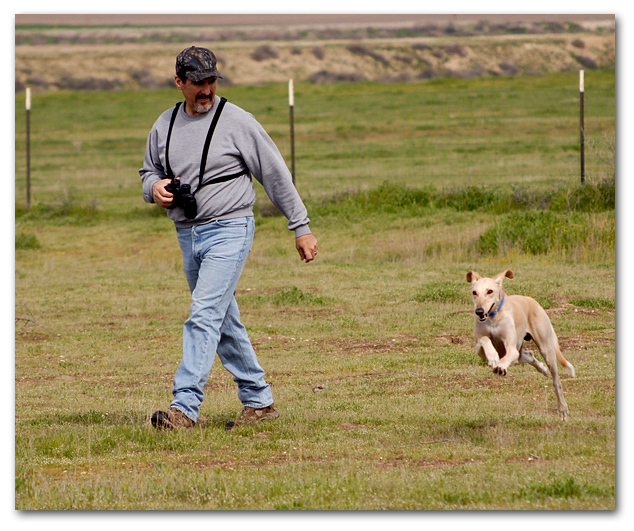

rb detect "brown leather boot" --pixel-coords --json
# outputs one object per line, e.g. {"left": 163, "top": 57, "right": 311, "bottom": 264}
{"left": 151, "top": 407, "right": 195, "bottom": 429}
{"left": 225, "top": 404, "right": 280, "bottom": 430}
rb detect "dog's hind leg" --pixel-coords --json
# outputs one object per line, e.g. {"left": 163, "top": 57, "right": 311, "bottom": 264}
{"left": 540, "top": 346, "right": 569, "bottom": 421}
{"left": 519, "top": 346, "right": 550, "bottom": 377}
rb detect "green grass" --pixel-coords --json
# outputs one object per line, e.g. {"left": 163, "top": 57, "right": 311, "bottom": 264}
{"left": 14, "top": 72, "right": 615, "bottom": 510}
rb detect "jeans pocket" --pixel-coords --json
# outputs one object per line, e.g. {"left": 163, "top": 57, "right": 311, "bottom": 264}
{"left": 215, "top": 218, "right": 249, "bottom": 228}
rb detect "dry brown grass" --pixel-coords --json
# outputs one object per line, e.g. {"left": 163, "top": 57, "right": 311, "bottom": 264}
{"left": 15, "top": 26, "right": 614, "bottom": 92}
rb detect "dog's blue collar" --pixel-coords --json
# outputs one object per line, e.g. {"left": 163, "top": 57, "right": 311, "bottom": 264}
{"left": 489, "top": 292, "right": 505, "bottom": 317}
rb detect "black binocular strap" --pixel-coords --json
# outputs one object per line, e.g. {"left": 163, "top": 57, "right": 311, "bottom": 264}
{"left": 164, "top": 97, "right": 240, "bottom": 194}
{"left": 197, "top": 97, "right": 227, "bottom": 192}
{"left": 164, "top": 101, "right": 182, "bottom": 179}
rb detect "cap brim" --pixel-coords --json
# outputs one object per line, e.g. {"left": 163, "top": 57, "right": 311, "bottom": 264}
{"left": 187, "top": 69, "right": 223, "bottom": 82}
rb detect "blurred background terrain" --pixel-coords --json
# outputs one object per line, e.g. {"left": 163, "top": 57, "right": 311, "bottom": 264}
{"left": 15, "top": 13, "right": 615, "bottom": 92}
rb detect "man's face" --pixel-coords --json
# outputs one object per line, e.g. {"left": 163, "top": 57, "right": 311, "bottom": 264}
{"left": 175, "top": 76, "right": 217, "bottom": 115}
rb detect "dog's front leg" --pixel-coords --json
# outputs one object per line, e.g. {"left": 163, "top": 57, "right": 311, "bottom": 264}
{"left": 476, "top": 336, "right": 501, "bottom": 370}
{"left": 494, "top": 344, "right": 520, "bottom": 376}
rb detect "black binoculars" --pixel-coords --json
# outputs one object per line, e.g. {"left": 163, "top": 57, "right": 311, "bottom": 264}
{"left": 165, "top": 178, "right": 197, "bottom": 220}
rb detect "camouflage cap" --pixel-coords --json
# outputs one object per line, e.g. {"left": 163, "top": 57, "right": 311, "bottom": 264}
{"left": 176, "top": 46, "right": 223, "bottom": 82}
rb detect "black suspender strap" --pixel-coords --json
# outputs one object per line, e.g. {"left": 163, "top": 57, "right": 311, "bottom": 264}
{"left": 198, "top": 97, "right": 227, "bottom": 192}
{"left": 164, "top": 101, "right": 182, "bottom": 179}
{"left": 164, "top": 98, "right": 242, "bottom": 194}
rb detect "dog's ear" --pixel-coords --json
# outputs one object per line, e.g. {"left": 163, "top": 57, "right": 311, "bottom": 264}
{"left": 493, "top": 269, "right": 514, "bottom": 284}
{"left": 466, "top": 270, "right": 481, "bottom": 283}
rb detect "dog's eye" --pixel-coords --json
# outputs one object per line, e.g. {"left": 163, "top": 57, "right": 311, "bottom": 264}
{"left": 472, "top": 291, "right": 477, "bottom": 296}
{"left": 487, "top": 289, "right": 494, "bottom": 294}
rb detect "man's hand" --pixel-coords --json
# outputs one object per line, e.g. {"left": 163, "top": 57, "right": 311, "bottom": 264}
{"left": 296, "top": 233, "right": 318, "bottom": 263}
{"left": 152, "top": 178, "right": 176, "bottom": 208}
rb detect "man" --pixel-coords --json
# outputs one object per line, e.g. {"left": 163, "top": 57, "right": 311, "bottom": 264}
{"left": 140, "top": 46, "right": 318, "bottom": 430}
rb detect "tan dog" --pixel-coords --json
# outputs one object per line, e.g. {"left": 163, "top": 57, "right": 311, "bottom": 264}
{"left": 466, "top": 269, "right": 575, "bottom": 420}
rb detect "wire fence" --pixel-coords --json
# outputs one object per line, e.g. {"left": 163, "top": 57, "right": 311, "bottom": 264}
{"left": 14, "top": 74, "right": 615, "bottom": 209}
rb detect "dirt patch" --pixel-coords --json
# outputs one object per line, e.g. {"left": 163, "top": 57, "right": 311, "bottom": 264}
{"left": 320, "top": 336, "right": 421, "bottom": 355}
{"left": 339, "top": 422, "right": 366, "bottom": 431}
{"left": 559, "top": 333, "right": 615, "bottom": 352}
{"left": 438, "top": 334, "right": 471, "bottom": 346}
{"left": 16, "top": 330, "right": 53, "bottom": 342}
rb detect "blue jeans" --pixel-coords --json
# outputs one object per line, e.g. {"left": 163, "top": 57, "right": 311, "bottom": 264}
{"left": 171, "top": 217, "right": 273, "bottom": 422}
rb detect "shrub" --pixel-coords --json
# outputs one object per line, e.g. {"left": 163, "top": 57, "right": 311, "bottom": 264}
{"left": 311, "top": 47, "right": 326, "bottom": 60}
{"left": 309, "top": 71, "right": 367, "bottom": 84}
{"left": 415, "top": 279, "right": 467, "bottom": 304}
{"left": 251, "top": 45, "right": 279, "bottom": 62}
{"left": 346, "top": 44, "right": 390, "bottom": 66}
{"left": 575, "top": 55, "right": 599, "bottom": 68}
{"left": 549, "top": 176, "right": 615, "bottom": 212}
{"left": 272, "top": 286, "right": 328, "bottom": 306}
{"left": 417, "top": 69, "right": 438, "bottom": 80}
{"left": 315, "top": 182, "right": 433, "bottom": 217}
{"left": 435, "top": 185, "right": 503, "bottom": 212}
{"left": 16, "top": 194, "right": 103, "bottom": 226}
{"left": 58, "top": 77, "right": 122, "bottom": 91}
{"left": 412, "top": 42, "right": 431, "bottom": 51}
{"left": 15, "top": 232, "right": 41, "bottom": 250}
{"left": 356, "top": 182, "right": 433, "bottom": 213}
{"left": 572, "top": 39, "right": 586, "bottom": 49}
{"left": 444, "top": 44, "right": 467, "bottom": 57}
{"left": 499, "top": 62, "right": 519, "bottom": 75}
{"left": 394, "top": 54, "right": 415, "bottom": 65}
{"left": 476, "top": 210, "right": 613, "bottom": 256}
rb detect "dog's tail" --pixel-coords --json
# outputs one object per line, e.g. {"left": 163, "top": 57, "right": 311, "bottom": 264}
{"left": 556, "top": 348, "right": 576, "bottom": 378}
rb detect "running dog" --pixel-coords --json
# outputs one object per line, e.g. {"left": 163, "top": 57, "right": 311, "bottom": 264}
{"left": 466, "top": 269, "right": 575, "bottom": 420}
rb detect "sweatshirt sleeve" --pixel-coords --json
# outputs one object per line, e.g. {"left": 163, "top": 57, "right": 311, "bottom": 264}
{"left": 139, "top": 125, "right": 168, "bottom": 204}
{"left": 237, "top": 113, "right": 311, "bottom": 236}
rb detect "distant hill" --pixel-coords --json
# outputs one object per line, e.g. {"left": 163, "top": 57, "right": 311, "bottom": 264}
{"left": 15, "top": 16, "right": 615, "bottom": 92}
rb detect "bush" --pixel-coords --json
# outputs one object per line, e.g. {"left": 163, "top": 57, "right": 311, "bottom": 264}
{"left": 315, "top": 182, "right": 434, "bottom": 217}
{"left": 499, "top": 62, "right": 519, "bottom": 75}
{"left": 549, "top": 176, "right": 615, "bottom": 212}
{"left": 412, "top": 42, "right": 430, "bottom": 51}
{"left": 15, "top": 232, "right": 41, "bottom": 250}
{"left": 435, "top": 185, "right": 503, "bottom": 212}
{"left": 444, "top": 44, "right": 467, "bottom": 57}
{"left": 415, "top": 279, "right": 468, "bottom": 304}
{"left": 476, "top": 210, "right": 614, "bottom": 256}
{"left": 309, "top": 71, "right": 367, "bottom": 84}
{"left": 58, "top": 77, "right": 122, "bottom": 91}
{"left": 346, "top": 44, "right": 390, "bottom": 66}
{"left": 394, "top": 54, "right": 415, "bottom": 65}
{"left": 315, "top": 179, "right": 615, "bottom": 220}
{"left": 575, "top": 55, "right": 599, "bottom": 69}
{"left": 251, "top": 45, "right": 279, "bottom": 62}
{"left": 16, "top": 194, "right": 103, "bottom": 226}
{"left": 272, "top": 286, "right": 327, "bottom": 306}
{"left": 311, "top": 47, "right": 326, "bottom": 60}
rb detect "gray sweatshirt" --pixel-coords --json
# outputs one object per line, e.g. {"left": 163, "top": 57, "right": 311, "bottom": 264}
{"left": 140, "top": 95, "right": 311, "bottom": 236}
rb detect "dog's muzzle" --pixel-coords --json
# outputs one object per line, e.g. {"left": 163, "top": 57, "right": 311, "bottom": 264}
{"left": 475, "top": 308, "right": 487, "bottom": 321}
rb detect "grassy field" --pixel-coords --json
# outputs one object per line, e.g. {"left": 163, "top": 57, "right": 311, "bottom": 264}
{"left": 14, "top": 72, "right": 615, "bottom": 511}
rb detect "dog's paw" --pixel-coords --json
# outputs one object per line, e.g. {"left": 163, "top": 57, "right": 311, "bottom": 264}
{"left": 493, "top": 366, "right": 507, "bottom": 376}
